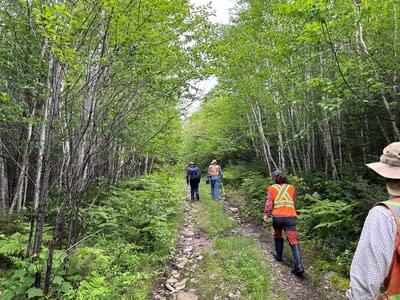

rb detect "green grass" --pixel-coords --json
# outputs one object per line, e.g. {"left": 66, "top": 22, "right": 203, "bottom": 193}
{"left": 195, "top": 182, "right": 236, "bottom": 236}
{"left": 191, "top": 236, "right": 287, "bottom": 300}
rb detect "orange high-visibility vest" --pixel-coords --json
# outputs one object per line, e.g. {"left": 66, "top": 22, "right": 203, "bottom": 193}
{"left": 268, "top": 184, "right": 297, "bottom": 217}
{"left": 208, "top": 164, "right": 220, "bottom": 176}
{"left": 377, "top": 198, "right": 400, "bottom": 300}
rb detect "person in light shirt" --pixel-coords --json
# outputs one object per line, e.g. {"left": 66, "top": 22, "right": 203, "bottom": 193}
{"left": 207, "top": 159, "right": 223, "bottom": 200}
{"left": 347, "top": 142, "right": 400, "bottom": 300}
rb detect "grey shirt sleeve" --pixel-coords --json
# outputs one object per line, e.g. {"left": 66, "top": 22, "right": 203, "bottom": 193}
{"left": 346, "top": 205, "right": 396, "bottom": 300}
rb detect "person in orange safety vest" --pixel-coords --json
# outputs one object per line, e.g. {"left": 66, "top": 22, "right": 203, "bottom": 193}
{"left": 263, "top": 169, "right": 304, "bottom": 276}
{"left": 207, "top": 159, "right": 223, "bottom": 200}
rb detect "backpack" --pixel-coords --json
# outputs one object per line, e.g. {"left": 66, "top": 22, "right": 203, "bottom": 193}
{"left": 188, "top": 166, "right": 200, "bottom": 180}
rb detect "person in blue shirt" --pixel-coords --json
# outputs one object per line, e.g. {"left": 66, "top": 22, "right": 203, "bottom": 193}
{"left": 186, "top": 162, "right": 201, "bottom": 201}
{"left": 207, "top": 160, "right": 223, "bottom": 200}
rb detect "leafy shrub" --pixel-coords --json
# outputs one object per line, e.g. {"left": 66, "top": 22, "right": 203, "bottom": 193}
{"left": 238, "top": 172, "right": 269, "bottom": 222}
{"left": 298, "top": 193, "right": 360, "bottom": 258}
{"left": 66, "top": 171, "right": 183, "bottom": 298}
{"left": 0, "top": 214, "right": 26, "bottom": 235}
{"left": 0, "top": 248, "right": 72, "bottom": 300}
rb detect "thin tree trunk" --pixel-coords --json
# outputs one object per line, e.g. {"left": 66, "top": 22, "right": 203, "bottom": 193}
{"left": 246, "top": 113, "right": 261, "bottom": 159}
{"left": 148, "top": 156, "right": 154, "bottom": 174}
{"left": 9, "top": 106, "right": 35, "bottom": 213}
{"left": 33, "top": 55, "right": 53, "bottom": 211}
{"left": 0, "top": 140, "right": 7, "bottom": 213}
{"left": 251, "top": 101, "right": 278, "bottom": 173}
{"left": 251, "top": 103, "right": 271, "bottom": 173}
{"left": 353, "top": 0, "right": 400, "bottom": 139}
{"left": 274, "top": 107, "right": 286, "bottom": 170}
{"left": 34, "top": 59, "right": 61, "bottom": 289}
{"left": 144, "top": 154, "right": 149, "bottom": 175}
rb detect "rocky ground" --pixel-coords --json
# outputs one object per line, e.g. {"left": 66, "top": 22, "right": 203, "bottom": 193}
{"left": 151, "top": 199, "right": 211, "bottom": 300}
{"left": 151, "top": 193, "right": 345, "bottom": 300}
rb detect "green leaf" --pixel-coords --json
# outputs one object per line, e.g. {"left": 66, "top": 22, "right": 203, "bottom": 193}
{"left": 27, "top": 287, "right": 44, "bottom": 299}
{"left": 1, "top": 290, "right": 16, "bottom": 300}
{"left": 59, "top": 281, "right": 73, "bottom": 292}
{"left": 52, "top": 275, "right": 64, "bottom": 285}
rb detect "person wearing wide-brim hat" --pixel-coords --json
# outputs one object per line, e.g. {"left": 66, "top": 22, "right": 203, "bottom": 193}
{"left": 347, "top": 142, "right": 400, "bottom": 300}
{"left": 207, "top": 159, "right": 223, "bottom": 200}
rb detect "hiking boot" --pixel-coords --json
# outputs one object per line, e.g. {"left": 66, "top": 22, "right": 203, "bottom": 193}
{"left": 196, "top": 193, "right": 200, "bottom": 201}
{"left": 291, "top": 244, "right": 304, "bottom": 276}
{"left": 273, "top": 238, "right": 284, "bottom": 262}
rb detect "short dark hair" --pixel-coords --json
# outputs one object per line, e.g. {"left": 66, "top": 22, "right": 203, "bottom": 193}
{"left": 274, "top": 173, "right": 288, "bottom": 184}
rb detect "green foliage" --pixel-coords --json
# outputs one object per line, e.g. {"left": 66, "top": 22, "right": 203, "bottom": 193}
{"left": 0, "top": 232, "right": 27, "bottom": 256}
{"left": 240, "top": 172, "right": 268, "bottom": 201}
{"left": 0, "top": 247, "right": 71, "bottom": 300}
{"left": 83, "top": 172, "right": 180, "bottom": 255}
{"left": 0, "top": 214, "right": 27, "bottom": 236}
{"left": 182, "top": 90, "right": 253, "bottom": 169}
{"left": 65, "top": 272, "right": 110, "bottom": 300}
{"left": 237, "top": 172, "right": 269, "bottom": 223}
{"left": 0, "top": 259, "right": 38, "bottom": 300}
{"left": 298, "top": 195, "right": 359, "bottom": 259}
{"left": 67, "top": 172, "right": 184, "bottom": 298}
{"left": 0, "top": 172, "right": 184, "bottom": 299}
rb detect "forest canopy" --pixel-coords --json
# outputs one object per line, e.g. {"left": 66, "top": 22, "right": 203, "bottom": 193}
{"left": 1, "top": 0, "right": 400, "bottom": 298}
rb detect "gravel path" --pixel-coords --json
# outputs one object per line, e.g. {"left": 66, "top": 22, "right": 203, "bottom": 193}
{"left": 152, "top": 193, "right": 345, "bottom": 300}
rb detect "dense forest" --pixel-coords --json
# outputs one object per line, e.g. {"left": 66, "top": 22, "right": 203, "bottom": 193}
{"left": 0, "top": 0, "right": 399, "bottom": 299}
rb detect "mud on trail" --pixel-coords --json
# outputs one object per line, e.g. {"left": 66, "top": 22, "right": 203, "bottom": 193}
{"left": 152, "top": 192, "right": 345, "bottom": 300}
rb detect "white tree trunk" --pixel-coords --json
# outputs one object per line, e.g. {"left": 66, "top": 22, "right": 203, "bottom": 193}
{"left": 0, "top": 140, "right": 7, "bottom": 213}
{"left": 250, "top": 101, "right": 278, "bottom": 174}
{"left": 33, "top": 55, "right": 53, "bottom": 211}
{"left": 10, "top": 106, "right": 35, "bottom": 213}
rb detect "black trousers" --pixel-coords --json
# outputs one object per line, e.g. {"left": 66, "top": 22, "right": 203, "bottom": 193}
{"left": 189, "top": 179, "right": 200, "bottom": 199}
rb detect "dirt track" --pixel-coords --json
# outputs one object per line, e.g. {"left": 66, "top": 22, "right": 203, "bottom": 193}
{"left": 152, "top": 192, "right": 346, "bottom": 300}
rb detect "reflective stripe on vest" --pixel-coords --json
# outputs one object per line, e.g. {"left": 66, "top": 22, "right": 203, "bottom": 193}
{"left": 377, "top": 198, "right": 400, "bottom": 299}
{"left": 209, "top": 165, "right": 220, "bottom": 176}
{"left": 271, "top": 184, "right": 295, "bottom": 209}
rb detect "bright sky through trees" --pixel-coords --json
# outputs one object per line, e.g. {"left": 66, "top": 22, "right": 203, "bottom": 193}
{"left": 190, "top": 0, "right": 236, "bottom": 24}
{"left": 188, "top": 0, "right": 236, "bottom": 114}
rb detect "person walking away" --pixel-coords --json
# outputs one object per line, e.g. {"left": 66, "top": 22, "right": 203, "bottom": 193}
{"left": 263, "top": 169, "right": 304, "bottom": 276}
{"left": 186, "top": 162, "right": 201, "bottom": 201}
{"left": 207, "top": 160, "right": 223, "bottom": 200}
{"left": 347, "top": 142, "right": 400, "bottom": 300}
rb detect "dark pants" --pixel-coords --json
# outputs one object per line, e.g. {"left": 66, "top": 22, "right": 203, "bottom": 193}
{"left": 189, "top": 179, "right": 200, "bottom": 200}
{"left": 272, "top": 216, "right": 299, "bottom": 245}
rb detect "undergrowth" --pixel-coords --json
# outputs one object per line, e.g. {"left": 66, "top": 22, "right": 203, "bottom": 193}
{"left": 0, "top": 172, "right": 184, "bottom": 299}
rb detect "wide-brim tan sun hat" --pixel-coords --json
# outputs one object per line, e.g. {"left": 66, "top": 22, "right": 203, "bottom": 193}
{"left": 366, "top": 142, "right": 400, "bottom": 179}
{"left": 210, "top": 159, "right": 217, "bottom": 164}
